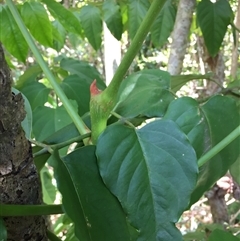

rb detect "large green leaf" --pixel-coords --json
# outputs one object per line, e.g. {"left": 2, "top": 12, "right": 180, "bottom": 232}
{"left": 0, "top": 5, "right": 28, "bottom": 62}
{"left": 197, "top": 0, "right": 233, "bottom": 56}
{"left": 151, "top": 0, "right": 176, "bottom": 47}
{"left": 19, "top": 81, "right": 50, "bottom": 111}
{"left": 114, "top": 69, "right": 174, "bottom": 118}
{"left": 32, "top": 105, "right": 76, "bottom": 141}
{"left": 50, "top": 146, "right": 132, "bottom": 241}
{"left": 96, "top": 120, "right": 198, "bottom": 241}
{"left": 103, "top": 0, "right": 123, "bottom": 40}
{"left": 163, "top": 96, "right": 240, "bottom": 205}
{"left": 21, "top": 2, "right": 53, "bottom": 47}
{"left": 41, "top": 0, "right": 82, "bottom": 36}
{"left": 79, "top": 5, "right": 102, "bottom": 50}
{"left": 128, "top": 0, "right": 150, "bottom": 39}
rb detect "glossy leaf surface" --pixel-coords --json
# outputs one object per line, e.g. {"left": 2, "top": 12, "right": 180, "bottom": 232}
{"left": 50, "top": 146, "right": 132, "bottom": 241}
{"left": 97, "top": 120, "right": 198, "bottom": 241}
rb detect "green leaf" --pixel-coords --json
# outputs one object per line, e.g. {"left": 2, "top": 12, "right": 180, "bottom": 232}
{"left": 163, "top": 96, "right": 240, "bottom": 205}
{"left": 50, "top": 146, "right": 132, "bottom": 241}
{"left": 32, "top": 105, "right": 76, "bottom": 141}
{"left": 103, "top": 0, "right": 123, "bottom": 40}
{"left": 128, "top": 0, "right": 150, "bottom": 39}
{"left": 79, "top": 5, "right": 102, "bottom": 50}
{"left": 115, "top": 69, "right": 174, "bottom": 118}
{"left": 40, "top": 166, "right": 57, "bottom": 204}
{"left": 61, "top": 75, "right": 91, "bottom": 116}
{"left": 0, "top": 5, "right": 28, "bottom": 62}
{"left": 197, "top": 0, "right": 233, "bottom": 56}
{"left": 208, "top": 229, "right": 240, "bottom": 241}
{"left": 96, "top": 120, "right": 198, "bottom": 241}
{"left": 12, "top": 88, "right": 32, "bottom": 140}
{"left": 19, "top": 81, "right": 50, "bottom": 111}
{"left": 60, "top": 58, "right": 105, "bottom": 89}
{"left": 0, "top": 218, "right": 7, "bottom": 241}
{"left": 151, "top": 0, "right": 176, "bottom": 47}
{"left": 21, "top": 2, "right": 53, "bottom": 47}
{"left": 163, "top": 97, "right": 205, "bottom": 159}
{"left": 192, "top": 96, "right": 240, "bottom": 203}
{"left": 194, "top": 96, "right": 239, "bottom": 205}
{"left": 41, "top": 0, "right": 82, "bottom": 36}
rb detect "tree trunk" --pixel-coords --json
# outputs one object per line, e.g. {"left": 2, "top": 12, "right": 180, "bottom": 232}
{"left": 167, "top": 0, "right": 195, "bottom": 75}
{"left": 0, "top": 43, "right": 48, "bottom": 240}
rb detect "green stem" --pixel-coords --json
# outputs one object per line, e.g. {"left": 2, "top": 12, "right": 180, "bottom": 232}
{"left": 104, "top": 0, "right": 167, "bottom": 99}
{"left": 198, "top": 125, "right": 240, "bottom": 167}
{"left": 51, "top": 132, "right": 91, "bottom": 149}
{"left": 6, "top": 0, "right": 90, "bottom": 140}
{"left": 90, "top": 0, "right": 167, "bottom": 143}
{"left": 0, "top": 204, "right": 64, "bottom": 216}
{"left": 33, "top": 133, "right": 91, "bottom": 158}
{"left": 46, "top": 230, "right": 62, "bottom": 241}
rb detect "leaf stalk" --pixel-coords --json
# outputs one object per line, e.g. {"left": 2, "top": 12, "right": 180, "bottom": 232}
{"left": 198, "top": 125, "right": 240, "bottom": 167}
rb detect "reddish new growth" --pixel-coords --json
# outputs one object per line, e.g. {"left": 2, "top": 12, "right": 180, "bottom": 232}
{"left": 90, "top": 79, "right": 101, "bottom": 96}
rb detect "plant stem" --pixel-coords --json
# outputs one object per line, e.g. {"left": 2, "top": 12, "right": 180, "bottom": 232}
{"left": 6, "top": 0, "right": 90, "bottom": 140}
{"left": 0, "top": 204, "right": 64, "bottom": 216}
{"left": 90, "top": 0, "right": 167, "bottom": 143}
{"left": 104, "top": 0, "right": 167, "bottom": 98}
{"left": 198, "top": 125, "right": 240, "bottom": 167}
{"left": 33, "top": 132, "right": 91, "bottom": 158}
{"left": 51, "top": 132, "right": 91, "bottom": 149}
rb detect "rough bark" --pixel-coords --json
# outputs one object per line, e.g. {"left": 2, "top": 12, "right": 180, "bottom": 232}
{"left": 167, "top": 0, "right": 195, "bottom": 75}
{"left": 0, "top": 43, "right": 47, "bottom": 240}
